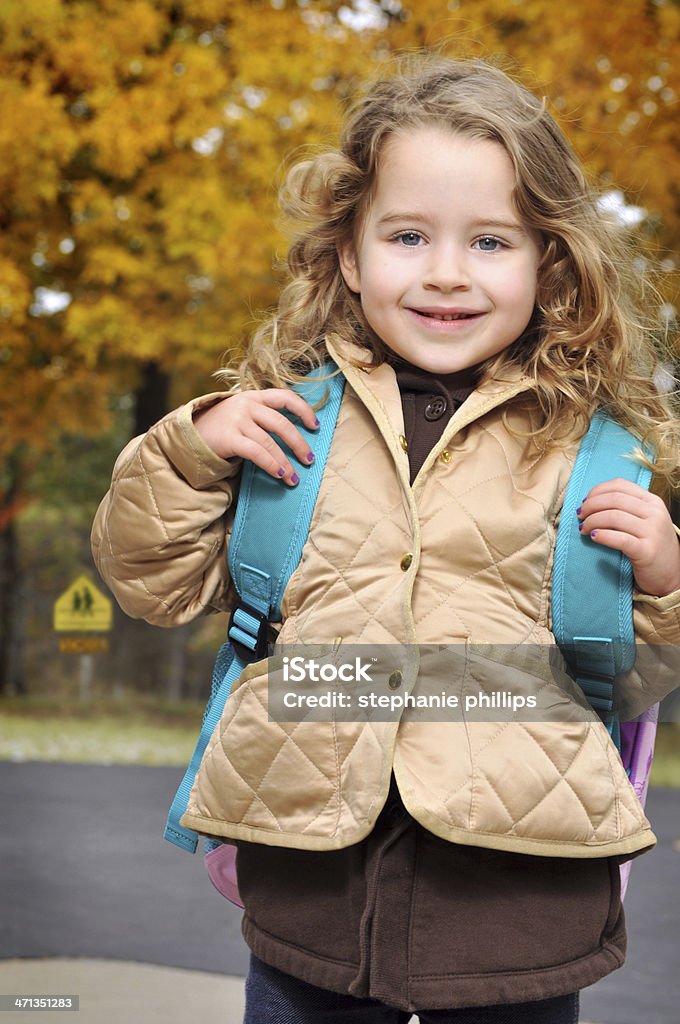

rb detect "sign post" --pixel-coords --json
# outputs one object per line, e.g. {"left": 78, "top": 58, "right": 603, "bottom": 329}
{"left": 53, "top": 576, "right": 112, "bottom": 700}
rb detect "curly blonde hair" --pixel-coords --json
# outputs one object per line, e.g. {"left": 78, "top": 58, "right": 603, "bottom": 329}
{"left": 221, "top": 54, "right": 680, "bottom": 490}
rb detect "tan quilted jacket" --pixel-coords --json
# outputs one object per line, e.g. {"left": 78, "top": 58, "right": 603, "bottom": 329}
{"left": 92, "top": 336, "right": 680, "bottom": 861}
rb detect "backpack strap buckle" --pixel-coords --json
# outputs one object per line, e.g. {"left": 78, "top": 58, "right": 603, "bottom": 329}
{"left": 228, "top": 603, "right": 269, "bottom": 662}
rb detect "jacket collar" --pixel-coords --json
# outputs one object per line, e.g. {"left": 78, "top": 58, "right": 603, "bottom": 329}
{"left": 325, "top": 334, "right": 536, "bottom": 443}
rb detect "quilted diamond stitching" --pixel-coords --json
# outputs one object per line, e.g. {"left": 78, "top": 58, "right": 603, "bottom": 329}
{"left": 208, "top": 673, "right": 390, "bottom": 837}
{"left": 414, "top": 427, "right": 554, "bottom": 634}
{"left": 508, "top": 723, "right": 596, "bottom": 834}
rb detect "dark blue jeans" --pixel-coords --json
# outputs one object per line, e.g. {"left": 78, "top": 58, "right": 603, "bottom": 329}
{"left": 243, "top": 955, "right": 580, "bottom": 1024}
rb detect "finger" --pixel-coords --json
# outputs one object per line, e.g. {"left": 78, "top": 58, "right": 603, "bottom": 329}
{"left": 578, "top": 495, "right": 650, "bottom": 527}
{"left": 254, "top": 389, "right": 321, "bottom": 432}
{"left": 252, "top": 406, "right": 318, "bottom": 468}
{"left": 581, "top": 479, "right": 657, "bottom": 515}
{"left": 587, "top": 528, "right": 645, "bottom": 562}
{"left": 234, "top": 428, "right": 300, "bottom": 486}
{"left": 579, "top": 508, "right": 647, "bottom": 539}
{"left": 578, "top": 485, "right": 657, "bottom": 521}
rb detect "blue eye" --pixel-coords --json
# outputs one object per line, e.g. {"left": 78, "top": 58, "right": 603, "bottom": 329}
{"left": 475, "top": 236, "right": 503, "bottom": 252}
{"left": 395, "top": 231, "right": 423, "bottom": 247}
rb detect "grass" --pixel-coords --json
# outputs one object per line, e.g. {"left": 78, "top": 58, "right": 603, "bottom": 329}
{"left": 1, "top": 696, "right": 679, "bottom": 784}
{"left": 647, "top": 722, "right": 680, "bottom": 788}
{"left": 0, "top": 694, "right": 204, "bottom": 766}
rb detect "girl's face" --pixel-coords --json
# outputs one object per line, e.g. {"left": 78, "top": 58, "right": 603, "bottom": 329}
{"left": 339, "top": 126, "right": 541, "bottom": 374}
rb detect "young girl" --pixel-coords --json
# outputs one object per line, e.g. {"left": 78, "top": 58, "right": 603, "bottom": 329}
{"left": 92, "top": 56, "right": 680, "bottom": 1024}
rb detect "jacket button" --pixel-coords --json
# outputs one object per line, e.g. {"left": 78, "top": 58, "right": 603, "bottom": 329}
{"left": 399, "top": 434, "right": 408, "bottom": 452}
{"left": 388, "top": 671, "right": 403, "bottom": 690}
{"left": 424, "top": 396, "right": 448, "bottom": 421}
{"left": 439, "top": 449, "right": 452, "bottom": 464}
{"left": 400, "top": 553, "right": 413, "bottom": 571}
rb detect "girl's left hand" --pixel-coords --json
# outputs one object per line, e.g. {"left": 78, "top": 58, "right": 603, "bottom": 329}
{"left": 577, "top": 479, "right": 680, "bottom": 598}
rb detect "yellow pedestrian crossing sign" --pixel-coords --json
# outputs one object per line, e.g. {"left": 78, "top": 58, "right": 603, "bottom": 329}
{"left": 53, "top": 575, "right": 112, "bottom": 633}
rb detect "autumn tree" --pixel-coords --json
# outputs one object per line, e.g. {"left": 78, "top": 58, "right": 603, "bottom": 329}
{"left": 0, "top": 0, "right": 372, "bottom": 690}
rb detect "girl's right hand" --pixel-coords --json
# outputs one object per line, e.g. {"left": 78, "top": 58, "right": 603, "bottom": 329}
{"left": 193, "top": 389, "right": 320, "bottom": 487}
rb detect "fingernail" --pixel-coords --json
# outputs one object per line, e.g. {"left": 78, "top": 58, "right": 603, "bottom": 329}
{"left": 590, "top": 530, "right": 598, "bottom": 539}
{"left": 291, "top": 472, "right": 299, "bottom": 485}
{"left": 277, "top": 468, "right": 285, "bottom": 477}
{"left": 314, "top": 417, "right": 320, "bottom": 427}
{"left": 578, "top": 522, "right": 583, "bottom": 531}
{"left": 306, "top": 451, "right": 315, "bottom": 463}
{"left": 575, "top": 505, "right": 582, "bottom": 516}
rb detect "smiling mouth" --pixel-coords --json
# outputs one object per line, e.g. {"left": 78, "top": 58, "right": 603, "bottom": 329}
{"left": 410, "top": 309, "right": 483, "bottom": 322}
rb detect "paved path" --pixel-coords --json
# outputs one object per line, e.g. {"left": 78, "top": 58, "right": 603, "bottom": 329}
{"left": 1, "top": 763, "right": 678, "bottom": 1023}
{"left": 1, "top": 763, "right": 246, "bottom": 973}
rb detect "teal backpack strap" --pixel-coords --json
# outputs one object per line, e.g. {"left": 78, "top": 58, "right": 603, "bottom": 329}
{"left": 552, "top": 409, "right": 653, "bottom": 745}
{"left": 228, "top": 364, "right": 344, "bottom": 626}
{"left": 164, "top": 363, "right": 344, "bottom": 852}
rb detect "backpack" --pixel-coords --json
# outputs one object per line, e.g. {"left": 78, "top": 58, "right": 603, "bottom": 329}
{"left": 163, "top": 364, "right": 657, "bottom": 903}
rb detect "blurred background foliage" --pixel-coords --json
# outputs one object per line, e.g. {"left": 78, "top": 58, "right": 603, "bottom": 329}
{"left": 1, "top": 0, "right": 679, "bottom": 757}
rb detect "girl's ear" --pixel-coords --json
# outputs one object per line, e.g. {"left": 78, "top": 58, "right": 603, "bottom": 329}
{"left": 337, "top": 242, "right": 361, "bottom": 294}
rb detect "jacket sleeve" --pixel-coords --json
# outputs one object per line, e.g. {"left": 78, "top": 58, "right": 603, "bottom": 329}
{"left": 617, "top": 582, "right": 680, "bottom": 720}
{"left": 91, "top": 393, "right": 242, "bottom": 627}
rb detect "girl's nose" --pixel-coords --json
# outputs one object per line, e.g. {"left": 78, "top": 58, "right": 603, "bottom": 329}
{"left": 423, "top": 246, "right": 471, "bottom": 292}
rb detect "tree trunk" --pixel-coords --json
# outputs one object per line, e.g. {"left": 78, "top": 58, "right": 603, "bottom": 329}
{"left": 0, "top": 477, "right": 26, "bottom": 695}
{"left": 165, "top": 626, "right": 187, "bottom": 702}
{"left": 113, "top": 363, "right": 176, "bottom": 695}
{"left": 134, "top": 360, "right": 170, "bottom": 434}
